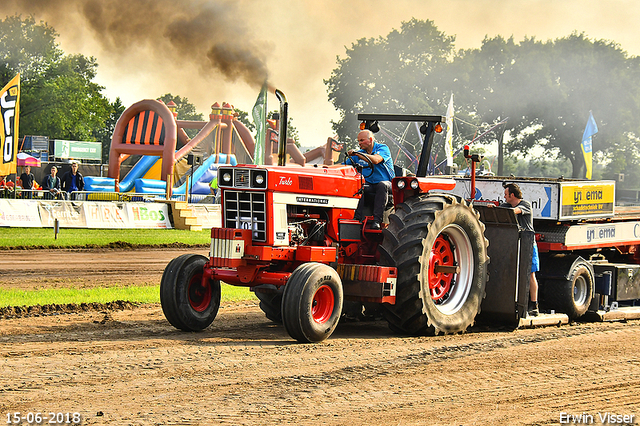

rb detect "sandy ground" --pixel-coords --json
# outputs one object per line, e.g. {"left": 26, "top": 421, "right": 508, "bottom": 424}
{"left": 1, "top": 248, "right": 639, "bottom": 426}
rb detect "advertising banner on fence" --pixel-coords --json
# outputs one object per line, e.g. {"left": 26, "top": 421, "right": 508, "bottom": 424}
{"left": 1, "top": 199, "right": 172, "bottom": 229}
{"left": 127, "top": 203, "right": 171, "bottom": 228}
{"left": 84, "top": 202, "right": 128, "bottom": 228}
{"left": 37, "top": 201, "right": 87, "bottom": 228}
{"left": 0, "top": 199, "right": 41, "bottom": 227}
{"left": 54, "top": 140, "right": 102, "bottom": 160}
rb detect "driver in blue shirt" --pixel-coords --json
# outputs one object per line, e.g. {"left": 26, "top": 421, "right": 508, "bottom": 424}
{"left": 346, "top": 130, "right": 395, "bottom": 230}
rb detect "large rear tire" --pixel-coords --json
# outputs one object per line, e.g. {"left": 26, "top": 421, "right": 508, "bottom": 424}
{"left": 281, "top": 263, "right": 343, "bottom": 343}
{"left": 160, "top": 254, "right": 220, "bottom": 331}
{"left": 379, "top": 194, "right": 489, "bottom": 335}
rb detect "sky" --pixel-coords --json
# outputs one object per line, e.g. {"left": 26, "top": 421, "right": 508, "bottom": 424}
{"left": 3, "top": 0, "right": 640, "bottom": 148}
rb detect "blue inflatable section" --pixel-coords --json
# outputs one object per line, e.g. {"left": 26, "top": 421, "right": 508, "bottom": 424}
{"left": 83, "top": 154, "right": 238, "bottom": 195}
{"left": 84, "top": 176, "right": 116, "bottom": 192}
{"left": 134, "top": 177, "right": 166, "bottom": 194}
{"left": 119, "top": 155, "right": 159, "bottom": 192}
{"left": 174, "top": 153, "right": 237, "bottom": 195}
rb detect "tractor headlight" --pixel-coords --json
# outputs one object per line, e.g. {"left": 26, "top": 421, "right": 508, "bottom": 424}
{"left": 410, "top": 179, "right": 419, "bottom": 190}
{"left": 251, "top": 170, "right": 267, "bottom": 188}
{"left": 222, "top": 172, "right": 232, "bottom": 183}
{"left": 396, "top": 180, "right": 406, "bottom": 190}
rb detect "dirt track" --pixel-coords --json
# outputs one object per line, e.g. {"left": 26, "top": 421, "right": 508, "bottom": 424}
{"left": 1, "top": 249, "right": 639, "bottom": 425}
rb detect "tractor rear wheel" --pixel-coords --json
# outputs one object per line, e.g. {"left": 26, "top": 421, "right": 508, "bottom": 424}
{"left": 281, "top": 262, "right": 343, "bottom": 343}
{"left": 379, "top": 194, "right": 489, "bottom": 335}
{"left": 160, "top": 254, "right": 220, "bottom": 331}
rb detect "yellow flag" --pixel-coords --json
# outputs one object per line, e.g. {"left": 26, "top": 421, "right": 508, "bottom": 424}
{"left": 0, "top": 74, "right": 20, "bottom": 176}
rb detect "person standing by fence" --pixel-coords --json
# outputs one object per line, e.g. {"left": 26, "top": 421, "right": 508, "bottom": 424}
{"left": 19, "top": 165, "right": 35, "bottom": 199}
{"left": 42, "top": 166, "right": 62, "bottom": 199}
{"left": 61, "top": 161, "right": 84, "bottom": 200}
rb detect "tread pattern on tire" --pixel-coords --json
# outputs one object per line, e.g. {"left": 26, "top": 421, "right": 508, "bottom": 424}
{"left": 380, "top": 194, "right": 489, "bottom": 335}
{"left": 281, "top": 262, "right": 343, "bottom": 343}
{"left": 160, "top": 254, "right": 220, "bottom": 332}
{"left": 256, "top": 291, "right": 283, "bottom": 323}
{"left": 543, "top": 263, "right": 593, "bottom": 320}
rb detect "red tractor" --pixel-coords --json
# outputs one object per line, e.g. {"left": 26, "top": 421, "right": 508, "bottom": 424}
{"left": 161, "top": 90, "right": 490, "bottom": 342}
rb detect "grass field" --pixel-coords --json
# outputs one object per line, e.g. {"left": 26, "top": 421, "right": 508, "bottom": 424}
{"left": 0, "top": 227, "right": 211, "bottom": 248}
{"left": 0, "top": 284, "right": 256, "bottom": 308}
{"left": 0, "top": 227, "right": 258, "bottom": 306}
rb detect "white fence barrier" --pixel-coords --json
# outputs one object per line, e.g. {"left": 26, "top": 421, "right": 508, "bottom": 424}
{"left": 0, "top": 199, "right": 172, "bottom": 229}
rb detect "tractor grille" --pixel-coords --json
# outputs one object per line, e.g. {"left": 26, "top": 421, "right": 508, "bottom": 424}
{"left": 234, "top": 169, "right": 250, "bottom": 188}
{"left": 224, "top": 190, "right": 267, "bottom": 242}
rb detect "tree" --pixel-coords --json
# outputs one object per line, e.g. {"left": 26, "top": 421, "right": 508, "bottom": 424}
{"left": 156, "top": 93, "right": 204, "bottom": 140}
{"left": 0, "top": 15, "right": 111, "bottom": 142}
{"left": 325, "top": 19, "right": 456, "bottom": 170}
{"left": 326, "top": 21, "right": 640, "bottom": 178}
{"left": 93, "top": 97, "right": 125, "bottom": 163}
{"left": 455, "top": 33, "right": 640, "bottom": 177}
{"left": 157, "top": 93, "right": 204, "bottom": 122}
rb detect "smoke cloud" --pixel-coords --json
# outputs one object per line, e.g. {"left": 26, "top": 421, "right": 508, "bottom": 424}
{"left": 3, "top": 0, "right": 271, "bottom": 89}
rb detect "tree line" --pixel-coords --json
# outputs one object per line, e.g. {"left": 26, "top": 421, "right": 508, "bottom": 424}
{"left": 326, "top": 19, "right": 640, "bottom": 185}
{"left": 3, "top": 16, "right": 640, "bottom": 185}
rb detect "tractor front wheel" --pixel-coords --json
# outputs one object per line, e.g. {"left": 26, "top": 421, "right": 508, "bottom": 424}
{"left": 160, "top": 254, "right": 220, "bottom": 331}
{"left": 281, "top": 263, "right": 343, "bottom": 343}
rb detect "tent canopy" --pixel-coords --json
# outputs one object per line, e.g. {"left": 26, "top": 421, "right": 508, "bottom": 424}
{"left": 17, "top": 152, "right": 41, "bottom": 167}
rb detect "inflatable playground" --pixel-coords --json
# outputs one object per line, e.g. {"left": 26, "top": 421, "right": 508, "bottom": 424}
{"left": 83, "top": 99, "right": 341, "bottom": 200}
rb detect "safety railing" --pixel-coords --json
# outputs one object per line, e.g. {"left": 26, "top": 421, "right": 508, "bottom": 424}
{"left": 0, "top": 188, "right": 221, "bottom": 204}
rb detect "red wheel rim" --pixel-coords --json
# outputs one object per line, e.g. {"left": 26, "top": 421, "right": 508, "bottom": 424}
{"left": 188, "top": 274, "right": 212, "bottom": 312}
{"left": 312, "top": 284, "right": 335, "bottom": 324}
{"left": 429, "top": 234, "right": 455, "bottom": 301}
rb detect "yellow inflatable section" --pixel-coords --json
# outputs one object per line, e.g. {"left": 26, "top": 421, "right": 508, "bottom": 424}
{"left": 142, "top": 158, "right": 163, "bottom": 180}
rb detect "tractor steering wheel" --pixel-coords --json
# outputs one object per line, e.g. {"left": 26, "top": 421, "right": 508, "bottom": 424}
{"left": 346, "top": 152, "right": 375, "bottom": 179}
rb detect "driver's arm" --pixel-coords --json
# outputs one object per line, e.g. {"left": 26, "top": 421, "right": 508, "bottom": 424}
{"left": 346, "top": 150, "right": 383, "bottom": 165}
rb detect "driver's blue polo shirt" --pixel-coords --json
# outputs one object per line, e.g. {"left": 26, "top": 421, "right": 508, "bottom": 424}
{"left": 351, "top": 142, "right": 395, "bottom": 184}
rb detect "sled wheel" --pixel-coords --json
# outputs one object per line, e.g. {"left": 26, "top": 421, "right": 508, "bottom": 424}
{"left": 544, "top": 261, "right": 593, "bottom": 320}
{"left": 379, "top": 194, "right": 489, "bottom": 335}
{"left": 160, "top": 254, "right": 220, "bottom": 331}
{"left": 281, "top": 263, "right": 343, "bottom": 343}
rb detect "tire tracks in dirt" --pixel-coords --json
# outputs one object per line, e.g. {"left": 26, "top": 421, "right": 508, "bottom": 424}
{"left": 3, "top": 303, "right": 638, "bottom": 425}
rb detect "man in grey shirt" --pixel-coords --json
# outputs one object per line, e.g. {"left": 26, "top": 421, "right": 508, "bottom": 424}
{"left": 501, "top": 183, "right": 540, "bottom": 316}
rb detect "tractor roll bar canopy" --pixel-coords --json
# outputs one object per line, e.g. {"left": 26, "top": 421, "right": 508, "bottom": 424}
{"left": 357, "top": 114, "right": 445, "bottom": 123}
{"left": 356, "top": 114, "right": 445, "bottom": 178}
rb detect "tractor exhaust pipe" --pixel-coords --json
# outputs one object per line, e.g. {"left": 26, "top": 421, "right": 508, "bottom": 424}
{"left": 275, "top": 89, "right": 288, "bottom": 166}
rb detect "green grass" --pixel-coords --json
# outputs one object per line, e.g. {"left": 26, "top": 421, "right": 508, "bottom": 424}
{"left": 0, "top": 227, "right": 211, "bottom": 248}
{"left": 0, "top": 284, "right": 256, "bottom": 308}
{"left": 0, "top": 228, "right": 259, "bottom": 307}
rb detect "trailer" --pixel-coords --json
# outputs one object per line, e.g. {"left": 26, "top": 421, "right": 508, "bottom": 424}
{"left": 159, "top": 90, "right": 640, "bottom": 342}
{"left": 444, "top": 176, "right": 640, "bottom": 325}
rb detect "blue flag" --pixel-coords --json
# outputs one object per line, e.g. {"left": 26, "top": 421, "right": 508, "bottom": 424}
{"left": 581, "top": 111, "right": 598, "bottom": 179}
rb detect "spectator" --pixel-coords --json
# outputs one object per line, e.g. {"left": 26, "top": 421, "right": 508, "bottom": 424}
{"left": 19, "top": 165, "right": 35, "bottom": 199}
{"left": 0, "top": 175, "right": 14, "bottom": 197}
{"left": 42, "top": 166, "right": 62, "bottom": 199}
{"left": 61, "top": 161, "right": 84, "bottom": 199}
